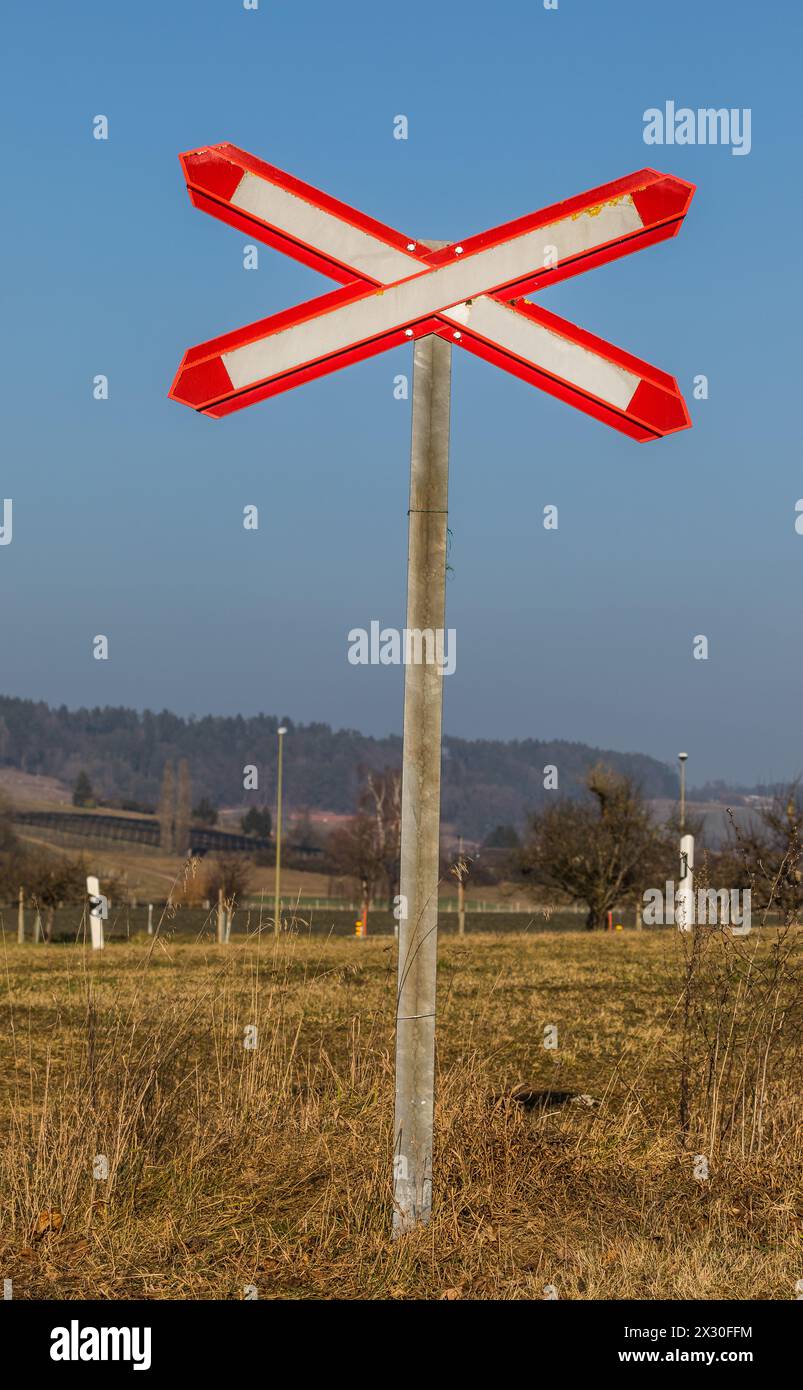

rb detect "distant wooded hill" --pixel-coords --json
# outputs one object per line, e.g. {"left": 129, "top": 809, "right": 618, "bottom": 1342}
{"left": 0, "top": 695, "right": 678, "bottom": 839}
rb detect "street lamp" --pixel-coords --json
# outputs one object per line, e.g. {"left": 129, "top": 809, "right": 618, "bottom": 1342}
{"left": 678, "top": 752, "right": 688, "bottom": 838}
{"left": 274, "top": 726, "right": 287, "bottom": 935}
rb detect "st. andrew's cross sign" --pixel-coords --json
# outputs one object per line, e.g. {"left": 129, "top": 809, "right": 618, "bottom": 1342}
{"left": 171, "top": 144, "right": 694, "bottom": 439}
{"left": 169, "top": 144, "right": 695, "bottom": 1234}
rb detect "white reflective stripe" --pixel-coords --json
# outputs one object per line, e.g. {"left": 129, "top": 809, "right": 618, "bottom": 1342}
{"left": 530, "top": 195, "right": 642, "bottom": 267}
{"left": 222, "top": 196, "right": 643, "bottom": 393}
{"left": 441, "top": 299, "right": 639, "bottom": 409}
{"left": 231, "top": 171, "right": 421, "bottom": 282}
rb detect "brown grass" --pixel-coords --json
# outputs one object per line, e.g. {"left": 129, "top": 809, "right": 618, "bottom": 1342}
{"left": 0, "top": 923, "right": 801, "bottom": 1300}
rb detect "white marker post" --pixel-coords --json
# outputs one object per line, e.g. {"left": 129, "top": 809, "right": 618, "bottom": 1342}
{"left": 86, "top": 874, "right": 105, "bottom": 950}
{"left": 676, "top": 834, "right": 695, "bottom": 932}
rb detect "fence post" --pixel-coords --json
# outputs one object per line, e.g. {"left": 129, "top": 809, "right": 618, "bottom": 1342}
{"left": 217, "top": 888, "right": 226, "bottom": 944}
{"left": 17, "top": 886, "right": 24, "bottom": 943}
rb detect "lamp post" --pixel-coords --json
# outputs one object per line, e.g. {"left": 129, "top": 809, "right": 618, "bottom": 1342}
{"left": 678, "top": 752, "right": 688, "bottom": 837}
{"left": 274, "top": 725, "right": 287, "bottom": 935}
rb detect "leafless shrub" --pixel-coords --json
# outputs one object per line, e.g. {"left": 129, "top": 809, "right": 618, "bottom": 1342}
{"left": 674, "top": 851, "right": 803, "bottom": 1160}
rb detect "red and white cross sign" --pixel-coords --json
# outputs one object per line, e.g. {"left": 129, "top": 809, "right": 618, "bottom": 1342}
{"left": 170, "top": 144, "right": 695, "bottom": 441}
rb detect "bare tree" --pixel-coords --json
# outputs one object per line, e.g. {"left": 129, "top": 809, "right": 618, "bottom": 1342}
{"left": 519, "top": 763, "right": 667, "bottom": 930}
{"left": 174, "top": 759, "right": 192, "bottom": 857}
{"left": 203, "top": 855, "right": 252, "bottom": 905}
{"left": 361, "top": 767, "right": 402, "bottom": 907}
{"left": 0, "top": 793, "right": 21, "bottom": 899}
{"left": 23, "top": 853, "right": 91, "bottom": 941}
{"left": 719, "top": 782, "right": 803, "bottom": 918}
{"left": 158, "top": 761, "right": 175, "bottom": 854}
{"left": 326, "top": 767, "right": 402, "bottom": 908}
{"left": 328, "top": 815, "right": 384, "bottom": 906}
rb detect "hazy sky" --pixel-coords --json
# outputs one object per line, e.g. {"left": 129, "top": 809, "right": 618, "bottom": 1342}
{"left": 2, "top": 0, "right": 801, "bottom": 787}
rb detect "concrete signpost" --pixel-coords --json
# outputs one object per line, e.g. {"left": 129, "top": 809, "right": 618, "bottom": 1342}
{"left": 170, "top": 144, "right": 695, "bottom": 1233}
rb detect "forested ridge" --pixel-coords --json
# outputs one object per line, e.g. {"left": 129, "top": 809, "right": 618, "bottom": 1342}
{"left": 0, "top": 695, "right": 677, "bottom": 838}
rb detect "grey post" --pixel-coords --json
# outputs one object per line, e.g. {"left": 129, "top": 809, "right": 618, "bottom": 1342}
{"left": 678, "top": 751, "right": 688, "bottom": 837}
{"left": 678, "top": 751, "right": 688, "bottom": 892}
{"left": 393, "top": 329, "right": 452, "bottom": 1236}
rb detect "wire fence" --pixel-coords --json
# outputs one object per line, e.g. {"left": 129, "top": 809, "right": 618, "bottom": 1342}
{"left": 3, "top": 901, "right": 601, "bottom": 941}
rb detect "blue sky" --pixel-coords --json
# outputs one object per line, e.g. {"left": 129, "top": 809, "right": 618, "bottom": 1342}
{"left": 1, "top": 0, "right": 801, "bottom": 788}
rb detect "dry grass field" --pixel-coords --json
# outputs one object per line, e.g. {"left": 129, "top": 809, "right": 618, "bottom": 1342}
{"left": 1, "top": 921, "right": 801, "bottom": 1301}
